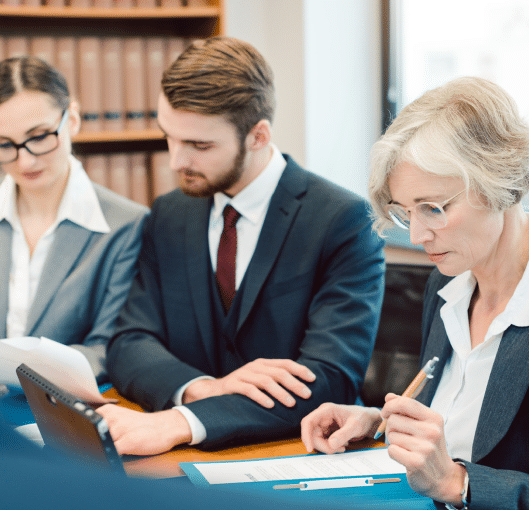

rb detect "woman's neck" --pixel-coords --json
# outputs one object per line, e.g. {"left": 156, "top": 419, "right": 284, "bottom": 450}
{"left": 16, "top": 170, "right": 69, "bottom": 221}
{"left": 472, "top": 204, "right": 529, "bottom": 308}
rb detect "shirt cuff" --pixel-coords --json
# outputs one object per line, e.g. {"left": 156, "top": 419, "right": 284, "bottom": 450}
{"left": 173, "top": 405, "right": 207, "bottom": 445}
{"left": 172, "top": 375, "right": 215, "bottom": 406}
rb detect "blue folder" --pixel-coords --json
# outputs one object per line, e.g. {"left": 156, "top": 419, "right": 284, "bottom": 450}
{"left": 180, "top": 451, "right": 436, "bottom": 510}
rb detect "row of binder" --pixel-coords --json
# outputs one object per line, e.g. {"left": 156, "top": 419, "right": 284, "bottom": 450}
{"left": 0, "top": 152, "right": 175, "bottom": 206}
{"left": 0, "top": 0, "right": 209, "bottom": 7}
{"left": 81, "top": 151, "right": 176, "bottom": 205}
{"left": 0, "top": 35, "right": 193, "bottom": 133}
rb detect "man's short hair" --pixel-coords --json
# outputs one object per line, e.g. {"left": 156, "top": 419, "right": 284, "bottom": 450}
{"left": 161, "top": 36, "right": 275, "bottom": 141}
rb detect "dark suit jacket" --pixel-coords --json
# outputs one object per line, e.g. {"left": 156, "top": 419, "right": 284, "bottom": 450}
{"left": 107, "top": 155, "right": 385, "bottom": 449}
{"left": 0, "top": 184, "right": 148, "bottom": 382}
{"left": 417, "top": 269, "right": 529, "bottom": 510}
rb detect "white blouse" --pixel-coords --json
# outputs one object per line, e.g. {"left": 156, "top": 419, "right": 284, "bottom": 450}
{"left": 430, "top": 263, "right": 529, "bottom": 461}
{"left": 0, "top": 156, "right": 110, "bottom": 338}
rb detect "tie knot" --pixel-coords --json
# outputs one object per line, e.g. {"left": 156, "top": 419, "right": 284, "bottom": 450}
{"left": 223, "top": 205, "right": 240, "bottom": 228}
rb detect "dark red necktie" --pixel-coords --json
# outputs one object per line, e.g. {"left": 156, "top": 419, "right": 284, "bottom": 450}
{"left": 216, "top": 204, "right": 241, "bottom": 313}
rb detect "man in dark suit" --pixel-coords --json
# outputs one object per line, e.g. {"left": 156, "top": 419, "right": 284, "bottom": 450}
{"left": 98, "top": 36, "right": 385, "bottom": 455}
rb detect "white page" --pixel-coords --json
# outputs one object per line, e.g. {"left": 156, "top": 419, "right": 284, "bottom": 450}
{"left": 0, "top": 336, "right": 113, "bottom": 403}
{"left": 194, "top": 448, "right": 406, "bottom": 485}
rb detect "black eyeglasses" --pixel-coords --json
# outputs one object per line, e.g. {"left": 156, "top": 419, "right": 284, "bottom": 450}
{"left": 0, "top": 109, "right": 69, "bottom": 164}
{"left": 385, "top": 189, "right": 465, "bottom": 230}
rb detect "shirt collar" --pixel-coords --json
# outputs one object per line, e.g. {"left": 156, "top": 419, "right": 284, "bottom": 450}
{"left": 438, "top": 270, "right": 476, "bottom": 306}
{"left": 438, "top": 260, "right": 529, "bottom": 332}
{"left": 212, "top": 144, "right": 287, "bottom": 224}
{"left": 0, "top": 155, "right": 110, "bottom": 234}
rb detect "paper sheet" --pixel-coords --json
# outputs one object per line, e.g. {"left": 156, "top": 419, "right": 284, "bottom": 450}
{"left": 192, "top": 448, "right": 406, "bottom": 485}
{"left": 0, "top": 336, "right": 112, "bottom": 403}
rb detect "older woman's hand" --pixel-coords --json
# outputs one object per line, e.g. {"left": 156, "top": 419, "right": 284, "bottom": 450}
{"left": 382, "top": 394, "right": 467, "bottom": 505}
{"left": 301, "top": 402, "right": 382, "bottom": 454}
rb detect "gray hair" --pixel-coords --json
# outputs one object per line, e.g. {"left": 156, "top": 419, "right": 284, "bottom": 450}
{"left": 369, "top": 76, "right": 529, "bottom": 233}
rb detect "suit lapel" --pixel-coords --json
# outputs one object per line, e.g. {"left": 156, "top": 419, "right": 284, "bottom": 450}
{"left": 471, "top": 325, "right": 529, "bottom": 463}
{"left": 185, "top": 197, "right": 217, "bottom": 368}
{"left": 237, "top": 162, "right": 305, "bottom": 332}
{"left": 25, "top": 222, "right": 93, "bottom": 335}
{"left": 0, "top": 221, "right": 12, "bottom": 337}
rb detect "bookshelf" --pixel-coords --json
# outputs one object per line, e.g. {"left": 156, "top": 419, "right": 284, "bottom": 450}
{"left": 0, "top": 0, "right": 224, "bottom": 204}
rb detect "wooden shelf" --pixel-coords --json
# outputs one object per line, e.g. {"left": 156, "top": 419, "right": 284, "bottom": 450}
{"left": 74, "top": 129, "right": 164, "bottom": 143}
{"left": 1, "top": 0, "right": 224, "bottom": 201}
{"left": 0, "top": 5, "right": 220, "bottom": 19}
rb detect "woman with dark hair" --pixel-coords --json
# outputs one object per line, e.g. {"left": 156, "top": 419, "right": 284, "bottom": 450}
{"left": 0, "top": 56, "right": 148, "bottom": 382}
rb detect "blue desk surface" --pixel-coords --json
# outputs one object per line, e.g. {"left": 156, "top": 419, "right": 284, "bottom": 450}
{"left": 0, "top": 384, "right": 436, "bottom": 510}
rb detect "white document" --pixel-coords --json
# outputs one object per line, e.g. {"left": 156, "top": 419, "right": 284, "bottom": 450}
{"left": 0, "top": 336, "right": 112, "bottom": 403}
{"left": 193, "top": 448, "right": 406, "bottom": 485}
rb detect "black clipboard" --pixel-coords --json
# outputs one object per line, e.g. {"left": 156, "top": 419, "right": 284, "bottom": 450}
{"left": 16, "top": 363, "right": 124, "bottom": 474}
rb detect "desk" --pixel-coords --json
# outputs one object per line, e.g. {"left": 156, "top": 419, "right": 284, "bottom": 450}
{"left": 103, "top": 388, "right": 386, "bottom": 479}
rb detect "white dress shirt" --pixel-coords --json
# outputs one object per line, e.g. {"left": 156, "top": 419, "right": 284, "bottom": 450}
{"left": 1, "top": 156, "right": 110, "bottom": 339}
{"left": 175, "top": 144, "right": 287, "bottom": 444}
{"left": 430, "top": 263, "right": 529, "bottom": 461}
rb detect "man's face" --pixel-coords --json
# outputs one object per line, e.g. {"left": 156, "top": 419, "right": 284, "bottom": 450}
{"left": 157, "top": 93, "right": 247, "bottom": 198}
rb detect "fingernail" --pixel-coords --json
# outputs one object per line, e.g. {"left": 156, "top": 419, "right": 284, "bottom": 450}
{"left": 307, "top": 371, "right": 316, "bottom": 381}
{"left": 302, "top": 388, "right": 311, "bottom": 398}
{"left": 286, "top": 397, "right": 295, "bottom": 406}
{"left": 266, "top": 399, "right": 274, "bottom": 408}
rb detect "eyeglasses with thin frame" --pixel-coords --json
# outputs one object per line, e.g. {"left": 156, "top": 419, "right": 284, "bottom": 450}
{"left": 0, "top": 109, "right": 69, "bottom": 164}
{"left": 385, "top": 189, "right": 465, "bottom": 230}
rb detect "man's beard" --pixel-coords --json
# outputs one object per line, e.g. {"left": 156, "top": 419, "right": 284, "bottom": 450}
{"left": 179, "top": 142, "right": 247, "bottom": 198}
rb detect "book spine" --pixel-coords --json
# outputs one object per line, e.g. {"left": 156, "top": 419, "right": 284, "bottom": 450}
{"left": 108, "top": 153, "right": 131, "bottom": 198}
{"left": 145, "top": 37, "right": 165, "bottom": 129}
{"left": 30, "top": 36, "right": 55, "bottom": 66}
{"left": 165, "top": 37, "right": 185, "bottom": 68}
{"left": 114, "top": 0, "right": 135, "bottom": 8}
{"left": 151, "top": 151, "right": 175, "bottom": 198}
{"left": 124, "top": 37, "right": 147, "bottom": 130}
{"left": 55, "top": 37, "right": 77, "bottom": 101}
{"left": 6, "top": 37, "right": 29, "bottom": 59}
{"left": 70, "top": 0, "right": 92, "bottom": 6}
{"left": 130, "top": 152, "right": 150, "bottom": 205}
{"left": 45, "top": 0, "right": 66, "bottom": 7}
{"left": 102, "top": 37, "right": 125, "bottom": 131}
{"left": 78, "top": 37, "right": 103, "bottom": 133}
{"left": 84, "top": 154, "right": 109, "bottom": 188}
{"left": 160, "top": 0, "right": 181, "bottom": 7}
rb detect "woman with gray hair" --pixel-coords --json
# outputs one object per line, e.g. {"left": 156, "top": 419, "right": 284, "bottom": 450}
{"left": 301, "top": 77, "right": 529, "bottom": 509}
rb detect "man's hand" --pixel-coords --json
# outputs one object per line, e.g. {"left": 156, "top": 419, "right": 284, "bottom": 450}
{"left": 301, "top": 402, "right": 382, "bottom": 454}
{"left": 96, "top": 404, "right": 192, "bottom": 456}
{"left": 183, "top": 358, "right": 316, "bottom": 409}
{"left": 382, "top": 394, "right": 467, "bottom": 506}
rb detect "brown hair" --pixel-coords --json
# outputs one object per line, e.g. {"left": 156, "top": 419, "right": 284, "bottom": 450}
{"left": 0, "top": 56, "right": 70, "bottom": 110}
{"left": 161, "top": 36, "right": 275, "bottom": 141}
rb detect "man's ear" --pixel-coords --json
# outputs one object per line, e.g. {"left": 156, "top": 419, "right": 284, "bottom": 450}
{"left": 246, "top": 119, "right": 272, "bottom": 151}
{"left": 67, "top": 100, "right": 81, "bottom": 138}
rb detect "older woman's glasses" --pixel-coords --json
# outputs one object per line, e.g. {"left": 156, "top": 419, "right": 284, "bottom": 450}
{"left": 0, "top": 109, "right": 69, "bottom": 164}
{"left": 385, "top": 189, "right": 465, "bottom": 230}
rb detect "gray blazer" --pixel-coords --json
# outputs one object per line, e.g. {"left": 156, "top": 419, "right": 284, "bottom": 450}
{"left": 0, "top": 184, "right": 148, "bottom": 382}
{"left": 418, "top": 269, "right": 529, "bottom": 510}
